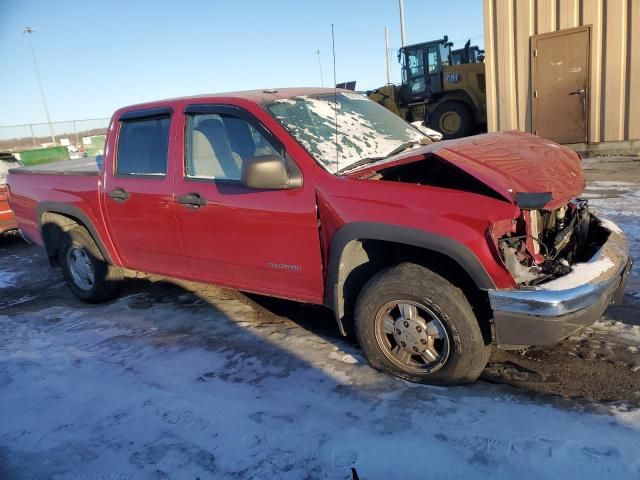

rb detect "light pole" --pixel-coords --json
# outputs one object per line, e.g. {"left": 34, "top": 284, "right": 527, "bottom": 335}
{"left": 315, "top": 49, "right": 324, "bottom": 87}
{"left": 399, "top": 0, "right": 406, "bottom": 47}
{"left": 385, "top": 27, "right": 393, "bottom": 84}
{"left": 23, "top": 26, "right": 56, "bottom": 145}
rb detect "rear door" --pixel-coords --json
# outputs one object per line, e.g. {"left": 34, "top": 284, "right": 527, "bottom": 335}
{"left": 102, "top": 107, "right": 187, "bottom": 276}
{"left": 172, "top": 103, "right": 324, "bottom": 303}
{"left": 531, "top": 26, "right": 590, "bottom": 143}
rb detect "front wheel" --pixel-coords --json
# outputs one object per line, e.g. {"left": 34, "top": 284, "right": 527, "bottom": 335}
{"left": 428, "top": 101, "right": 473, "bottom": 139}
{"left": 59, "top": 226, "right": 122, "bottom": 303}
{"left": 354, "top": 262, "right": 489, "bottom": 384}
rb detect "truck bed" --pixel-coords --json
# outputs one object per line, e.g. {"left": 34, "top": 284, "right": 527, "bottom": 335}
{"left": 9, "top": 157, "right": 101, "bottom": 176}
{"left": 7, "top": 157, "right": 104, "bottom": 248}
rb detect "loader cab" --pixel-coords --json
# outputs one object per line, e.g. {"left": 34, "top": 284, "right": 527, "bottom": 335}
{"left": 451, "top": 40, "right": 485, "bottom": 65}
{"left": 399, "top": 37, "right": 452, "bottom": 104}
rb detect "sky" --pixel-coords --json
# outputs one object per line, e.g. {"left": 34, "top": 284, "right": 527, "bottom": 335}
{"left": 0, "top": 0, "right": 484, "bottom": 126}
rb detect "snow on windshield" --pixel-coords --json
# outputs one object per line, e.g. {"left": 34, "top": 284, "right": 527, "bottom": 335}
{"left": 267, "top": 93, "right": 425, "bottom": 173}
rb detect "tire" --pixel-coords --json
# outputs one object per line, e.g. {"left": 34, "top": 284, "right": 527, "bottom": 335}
{"left": 354, "top": 262, "right": 489, "bottom": 385}
{"left": 428, "top": 101, "right": 473, "bottom": 139}
{"left": 59, "top": 226, "right": 122, "bottom": 303}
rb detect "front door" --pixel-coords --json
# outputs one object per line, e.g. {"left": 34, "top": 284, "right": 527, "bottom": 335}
{"left": 403, "top": 46, "right": 428, "bottom": 101}
{"left": 103, "top": 108, "right": 188, "bottom": 277}
{"left": 531, "top": 26, "right": 590, "bottom": 144}
{"left": 172, "top": 104, "right": 324, "bottom": 303}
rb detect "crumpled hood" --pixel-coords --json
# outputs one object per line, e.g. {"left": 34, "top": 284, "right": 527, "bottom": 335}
{"left": 352, "top": 130, "right": 585, "bottom": 210}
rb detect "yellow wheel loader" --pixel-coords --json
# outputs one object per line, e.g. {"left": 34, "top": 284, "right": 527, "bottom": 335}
{"left": 368, "top": 37, "right": 486, "bottom": 139}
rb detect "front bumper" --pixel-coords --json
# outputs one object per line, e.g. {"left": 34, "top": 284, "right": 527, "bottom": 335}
{"left": 488, "top": 220, "right": 632, "bottom": 348}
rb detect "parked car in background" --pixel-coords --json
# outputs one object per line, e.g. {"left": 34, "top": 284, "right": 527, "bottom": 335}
{"left": 6, "top": 88, "right": 632, "bottom": 384}
{"left": 0, "top": 153, "right": 21, "bottom": 235}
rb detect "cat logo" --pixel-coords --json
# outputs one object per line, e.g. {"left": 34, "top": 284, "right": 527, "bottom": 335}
{"left": 446, "top": 72, "right": 461, "bottom": 83}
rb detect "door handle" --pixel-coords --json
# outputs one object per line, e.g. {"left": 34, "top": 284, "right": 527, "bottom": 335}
{"left": 178, "top": 192, "right": 207, "bottom": 208}
{"left": 569, "top": 88, "right": 586, "bottom": 96}
{"left": 108, "top": 188, "right": 130, "bottom": 201}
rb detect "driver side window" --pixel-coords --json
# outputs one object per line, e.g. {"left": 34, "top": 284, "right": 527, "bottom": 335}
{"left": 185, "top": 113, "right": 281, "bottom": 181}
{"left": 407, "top": 48, "right": 425, "bottom": 77}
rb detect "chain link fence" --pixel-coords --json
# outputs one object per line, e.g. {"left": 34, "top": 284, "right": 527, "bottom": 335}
{"left": 0, "top": 118, "right": 110, "bottom": 152}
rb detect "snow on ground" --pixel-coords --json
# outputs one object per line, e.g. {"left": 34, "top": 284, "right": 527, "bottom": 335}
{"left": 1, "top": 287, "right": 640, "bottom": 479}
{"left": 578, "top": 178, "right": 640, "bottom": 372}
{"left": 0, "top": 267, "right": 20, "bottom": 288}
{"left": 584, "top": 180, "right": 640, "bottom": 296}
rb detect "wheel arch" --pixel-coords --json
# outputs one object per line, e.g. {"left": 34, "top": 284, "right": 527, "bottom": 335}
{"left": 325, "top": 222, "right": 496, "bottom": 336}
{"left": 36, "top": 202, "right": 114, "bottom": 266}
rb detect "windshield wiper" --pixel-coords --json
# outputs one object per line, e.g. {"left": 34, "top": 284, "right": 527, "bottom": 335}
{"left": 384, "top": 140, "right": 422, "bottom": 157}
{"left": 336, "top": 138, "right": 428, "bottom": 174}
{"left": 336, "top": 156, "right": 385, "bottom": 174}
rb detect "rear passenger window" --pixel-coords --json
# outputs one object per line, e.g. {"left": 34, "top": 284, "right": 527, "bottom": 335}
{"left": 117, "top": 116, "right": 170, "bottom": 176}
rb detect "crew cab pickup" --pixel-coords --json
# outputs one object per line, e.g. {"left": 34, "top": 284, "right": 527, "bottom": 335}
{"left": 7, "top": 88, "right": 632, "bottom": 384}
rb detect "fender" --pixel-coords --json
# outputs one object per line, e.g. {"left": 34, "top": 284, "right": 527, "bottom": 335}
{"left": 36, "top": 201, "right": 115, "bottom": 265}
{"left": 325, "top": 222, "right": 496, "bottom": 334}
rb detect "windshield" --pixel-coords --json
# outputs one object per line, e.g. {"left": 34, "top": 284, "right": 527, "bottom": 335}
{"left": 0, "top": 157, "right": 21, "bottom": 184}
{"left": 266, "top": 93, "right": 426, "bottom": 173}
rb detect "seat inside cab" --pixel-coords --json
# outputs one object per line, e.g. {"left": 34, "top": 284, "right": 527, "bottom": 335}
{"left": 188, "top": 114, "right": 279, "bottom": 180}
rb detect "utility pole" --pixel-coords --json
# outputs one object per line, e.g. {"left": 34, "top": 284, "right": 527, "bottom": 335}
{"left": 315, "top": 49, "right": 324, "bottom": 87}
{"left": 23, "top": 26, "right": 55, "bottom": 145}
{"left": 385, "top": 27, "right": 392, "bottom": 84}
{"left": 399, "top": 0, "right": 406, "bottom": 47}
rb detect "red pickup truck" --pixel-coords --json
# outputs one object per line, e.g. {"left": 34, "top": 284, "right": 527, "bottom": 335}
{"left": 0, "top": 153, "right": 21, "bottom": 234}
{"left": 7, "top": 88, "right": 632, "bottom": 384}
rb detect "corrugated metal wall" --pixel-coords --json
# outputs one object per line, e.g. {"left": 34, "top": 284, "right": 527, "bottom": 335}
{"left": 483, "top": 0, "right": 640, "bottom": 144}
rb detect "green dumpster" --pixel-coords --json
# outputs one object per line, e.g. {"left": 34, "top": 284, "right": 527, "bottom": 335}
{"left": 18, "top": 146, "right": 70, "bottom": 166}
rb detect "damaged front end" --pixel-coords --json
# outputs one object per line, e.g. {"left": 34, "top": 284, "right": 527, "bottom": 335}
{"left": 491, "top": 198, "right": 607, "bottom": 287}
{"left": 488, "top": 202, "right": 631, "bottom": 349}
{"left": 341, "top": 129, "right": 631, "bottom": 348}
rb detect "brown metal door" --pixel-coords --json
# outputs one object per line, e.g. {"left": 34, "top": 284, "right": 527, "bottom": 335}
{"left": 531, "top": 27, "right": 590, "bottom": 144}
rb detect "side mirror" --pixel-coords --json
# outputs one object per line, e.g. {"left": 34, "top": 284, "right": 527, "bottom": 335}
{"left": 241, "top": 155, "right": 303, "bottom": 190}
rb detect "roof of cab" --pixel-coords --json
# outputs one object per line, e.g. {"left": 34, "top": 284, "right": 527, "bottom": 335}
{"left": 121, "top": 87, "right": 350, "bottom": 112}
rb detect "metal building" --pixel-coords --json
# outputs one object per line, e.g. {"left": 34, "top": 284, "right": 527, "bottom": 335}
{"left": 483, "top": 0, "right": 639, "bottom": 153}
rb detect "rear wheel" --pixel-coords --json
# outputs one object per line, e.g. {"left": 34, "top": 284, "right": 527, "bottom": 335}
{"left": 354, "top": 262, "right": 489, "bottom": 384}
{"left": 59, "top": 226, "right": 122, "bottom": 303}
{"left": 429, "top": 101, "right": 473, "bottom": 139}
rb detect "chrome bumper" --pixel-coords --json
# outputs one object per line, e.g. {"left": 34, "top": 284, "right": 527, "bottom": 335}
{"left": 488, "top": 218, "right": 632, "bottom": 348}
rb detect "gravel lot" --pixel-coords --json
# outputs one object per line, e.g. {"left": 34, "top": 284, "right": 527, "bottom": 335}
{"left": 1, "top": 157, "right": 639, "bottom": 478}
